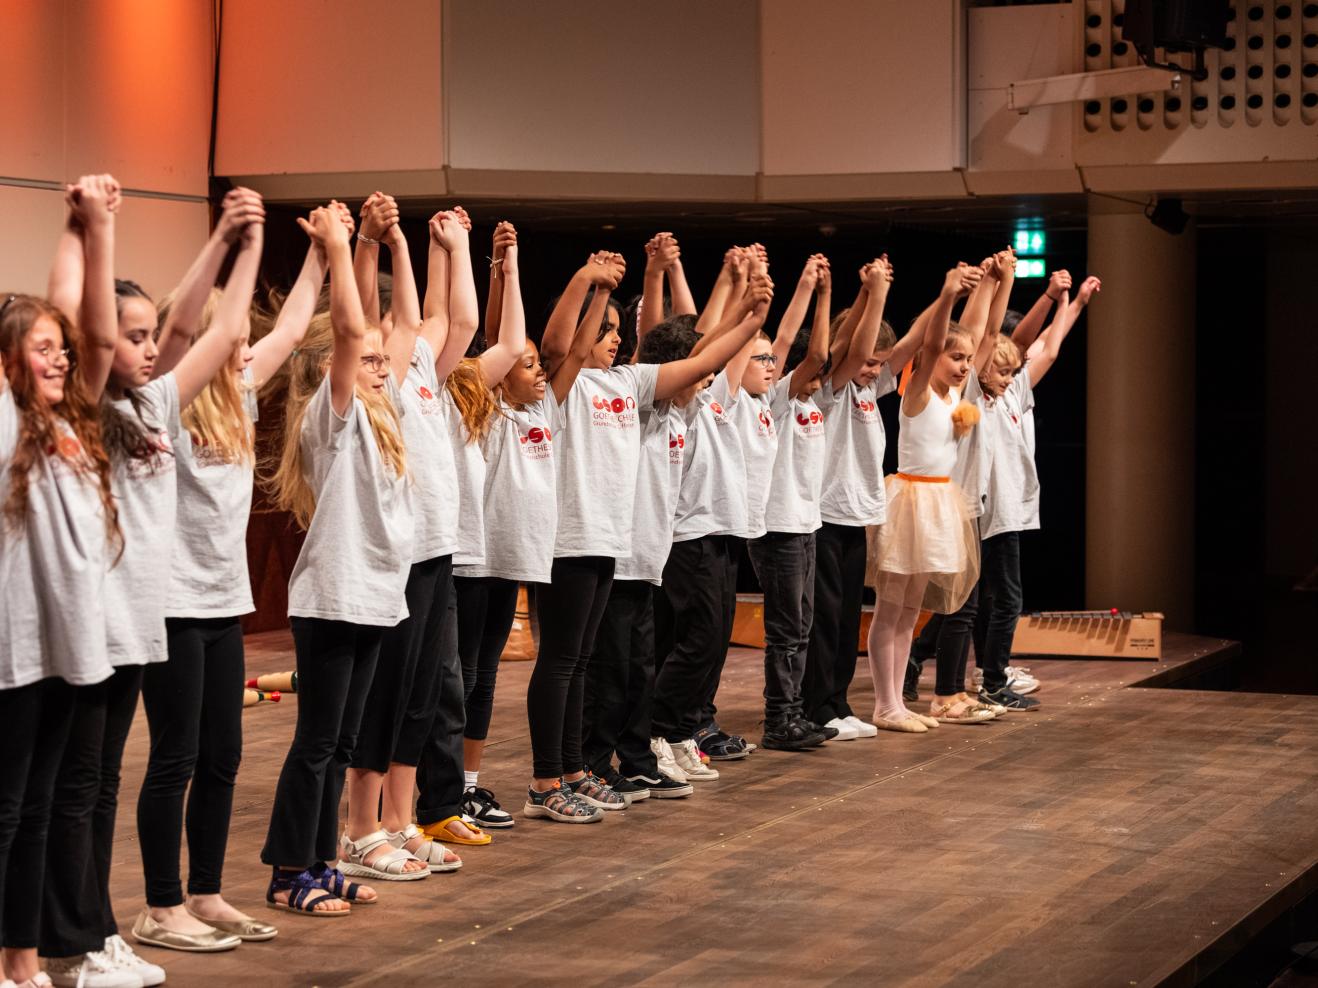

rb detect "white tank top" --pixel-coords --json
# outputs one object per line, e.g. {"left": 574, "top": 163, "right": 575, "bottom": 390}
{"left": 897, "top": 386, "right": 959, "bottom": 477}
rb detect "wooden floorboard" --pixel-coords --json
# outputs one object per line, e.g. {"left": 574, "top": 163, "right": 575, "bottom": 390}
{"left": 103, "top": 631, "right": 1318, "bottom": 987}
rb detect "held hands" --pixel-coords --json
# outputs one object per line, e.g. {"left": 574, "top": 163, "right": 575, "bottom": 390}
{"left": 989, "top": 246, "right": 1017, "bottom": 280}
{"left": 944, "top": 262, "right": 984, "bottom": 298}
{"left": 429, "top": 210, "right": 469, "bottom": 253}
{"left": 582, "top": 251, "right": 625, "bottom": 290}
{"left": 800, "top": 253, "right": 830, "bottom": 291}
{"left": 358, "top": 192, "right": 401, "bottom": 245}
{"left": 645, "top": 232, "right": 680, "bottom": 276}
{"left": 1047, "top": 269, "right": 1073, "bottom": 301}
{"left": 747, "top": 272, "right": 774, "bottom": 317}
{"left": 215, "top": 187, "right": 267, "bottom": 245}
{"left": 1074, "top": 275, "right": 1101, "bottom": 306}
{"left": 862, "top": 254, "right": 894, "bottom": 294}
{"left": 491, "top": 221, "right": 518, "bottom": 276}
{"left": 65, "top": 174, "right": 121, "bottom": 230}
{"left": 297, "top": 201, "right": 353, "bottom": 250}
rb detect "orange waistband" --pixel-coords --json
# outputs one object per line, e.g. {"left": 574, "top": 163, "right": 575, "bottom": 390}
{"left": 895, "top": 472, "right": 950, "bottom": 483}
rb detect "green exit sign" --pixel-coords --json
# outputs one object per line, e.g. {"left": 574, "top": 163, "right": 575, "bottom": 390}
{"left": 1014, "top": 229, "right": 1046, "bottom": 255}
{"left": 1017, "top": 258, "right": 1047, "bottom": 279}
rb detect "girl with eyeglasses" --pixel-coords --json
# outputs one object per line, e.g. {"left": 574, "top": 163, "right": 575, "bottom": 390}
{"left": 258, "top": 202, "right": 413, "bottom": 918}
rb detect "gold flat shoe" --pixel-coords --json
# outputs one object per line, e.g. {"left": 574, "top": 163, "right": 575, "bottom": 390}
{"left": 131, "top": 910, "right": 241, "bottom": 953}
{"left": 185, "top": 907, "right": 278, "bottom": 943}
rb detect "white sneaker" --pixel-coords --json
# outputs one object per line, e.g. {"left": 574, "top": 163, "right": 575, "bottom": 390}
{"left": 672, "top": 740, "right": 719, "bottom": 781}
{"left": 650, "top": 737, "right": 687, "bottom": 784}
{"left": 1007, "top": 666, "right": 1040, "bottom": 694}
{"left": 842, "top": 715, "right": 879, "bottom": 738}
{"left": 104, "top": 937, "right": 165, "bottom": 987}
{"left": 824, "top": 717, "right": 860, "bottom": 741}
{"left": 44, "top": 951, "right": 145, "bottom": 988}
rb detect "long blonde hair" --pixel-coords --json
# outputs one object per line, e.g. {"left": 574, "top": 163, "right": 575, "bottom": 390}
{"left": 159, "top": 288, "right": 255, "bottom": 464}
{"left": 263, "top": 314, "right": 406, "bottom": 529}
{"left": 444, "top": 357, "right": 498, "bottom": 444}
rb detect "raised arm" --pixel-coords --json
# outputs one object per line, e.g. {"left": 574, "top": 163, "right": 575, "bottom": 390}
{"left": 656, "top": 273, "right": 773, "bottom": 401}
{"left": 478, "top": 237, "right": 525, "bottom": 387}
{"left": 1030, "top": 275, "right": 1100, "bottom": 363}
{"left": 957, "top": 254, "right": 1001, "bottom": 358}
{"left": 155, "top": 188, "right": 266, "bottom": 377}
{"left": 249, "top": 236, "right": 328, "bottom": 387}
{"left": 353, "top": 192, "right": 396, "bottom": 329}
{"left": 975, "top": 249, "right": 1017, "bottom": 374}
{"left": 905, "top": 264, "right": 978, "bottom": 417}
{"left": 1027, "top": 288, "right": 1080, "bottom": 386}
{"left": 299, "top": 204, "right": 367, "bottom": 415}
{"left": 65, "top": 175, "right": 119, "bottom": 400}
{"left": 832, "top": 258, "right": 892, "bottom": 386}
{"left": 639, "top": 233, "right": 674, "bottom": 336}
{"left": 173, "top": 204, "right": 265, "bottom": 408}
{"left": 666, "top": 238, "right": 697, "bottom": 316}
{"left": 419, "top": 212, "right": 451, "bottom": 360}
{"left": 483, "top": 221, "right": 516, "bottom": 347}
{"left": 694, "top": 248, "right": 738, "bottom": 335}
{"left": 549, "top": 281, "right": 611, "bottom": 404}
{"left": 1011, "top": 268, "right": 1071, "bottom": 354}
{"left": 47, "top": 211, "right": 85, "bottom": 323}
{"left": 541, "top": 252, "right": 623, "bottom": 367}
{"left": 771, "top": 255, "right": 824, "bottom": 383}
{"left": 789, "top": 263, "right": 832, "bottom": 398}
{"left": 434, "top": 207, "right": 480, "bottom": 381}
{"left": 380, "top": 208, "right": 423, "bottom": 386}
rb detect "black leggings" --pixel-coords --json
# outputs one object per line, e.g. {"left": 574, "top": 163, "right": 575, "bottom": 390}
{"left": 137, "top": 617, "right": 244, "bottom": 907}
{"left": 526, "top": 556, "right": 614, "bottom": 779}
{"left": 260, "top": 618, "right": 382, "bottom": 869}
{"left": 42, "top": 665, "right": 143, "bottom": 957}
{"left": 455, "top": 576, "right": 519, "bottom": 743}
{"left": 0, "top": 677, "right": 75, "bottom": 950}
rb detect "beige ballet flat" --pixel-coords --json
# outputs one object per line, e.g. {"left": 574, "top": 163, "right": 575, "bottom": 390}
{"left": 185, "top": 904, "right": 278, "bottom": 942}
{"left": 870, "top": 715, "right": 929, "bottom": 734}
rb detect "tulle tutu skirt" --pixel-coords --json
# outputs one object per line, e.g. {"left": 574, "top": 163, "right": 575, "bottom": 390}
{"left": 865, "top": 474, "right": 980, "bottom": 614}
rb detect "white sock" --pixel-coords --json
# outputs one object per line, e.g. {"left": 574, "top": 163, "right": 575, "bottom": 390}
{"left": 464, "top": 770, "right": 479, "bottom": 790}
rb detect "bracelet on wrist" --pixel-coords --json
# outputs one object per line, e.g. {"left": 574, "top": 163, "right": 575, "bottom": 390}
{"left": 1045, "top": 291, "right": 1059, "bottom": 301}
{"left": 357, "top": 233, "right": 381, "bottom": 246}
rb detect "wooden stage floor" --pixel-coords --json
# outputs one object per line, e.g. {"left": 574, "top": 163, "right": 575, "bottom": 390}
{"left": 106, "top": 631, "right": 1318, "bottom": 987}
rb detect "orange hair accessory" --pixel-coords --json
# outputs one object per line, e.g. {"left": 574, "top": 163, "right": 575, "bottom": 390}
{"left": 950, "top": 399, "right": 981, "bottom": 438}
{"left": 897, "top": 359, "right": 914, "bottom": 396}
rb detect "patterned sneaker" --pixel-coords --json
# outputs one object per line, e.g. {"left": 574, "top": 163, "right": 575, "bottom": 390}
{"left": 672, "top": 739, "right": 719, "bottom": 780}
{"left": 980, "top": 686, "right": 1041, "bottom": 711}
{"left": 564, "top": 772, "right": 628, "bottom": 811}
{"left": 608, "top": 776, "right": 651, "bottom": 804}
{"left": 523, "top": 783, "right": 603, "bottom": 823}
{"left": 462, "top": 786, "right": 515, "bottom": 828}
{"left": 650, "top": 737, "right": 688, "bottom": 783}
{"left": 1006, "top": 666, "right": 1040, "bottom": 694}
{"left": 625, "top": 771, "right": 694, "bottom": 799}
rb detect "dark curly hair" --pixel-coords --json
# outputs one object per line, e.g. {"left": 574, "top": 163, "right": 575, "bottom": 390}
{"left": 636, "top": 314, "right": 699, "bottom": 365}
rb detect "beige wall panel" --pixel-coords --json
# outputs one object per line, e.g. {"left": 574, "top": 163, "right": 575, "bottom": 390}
{"left": 215, "top": 0, "right": 443, "bottom": 178}
{"left": 0, "top": 1, "right": 66, "bottom": 181}
{"left": 443, "top": 0, "right": 759, "bottom": 177}
{"left": 63, "top": 1, "right": 213, "bottom": 194}
{"left": 760, "top": 0, "right": 963, "bottom": 176}
{"left": 967, "top": 4, "right": 1077, "bottom": 186}
{"left": 0, "top": 186, "right": 69, "bottom": 295}
{"left": 114, "top": 198, "right": 212, "bottom": 302}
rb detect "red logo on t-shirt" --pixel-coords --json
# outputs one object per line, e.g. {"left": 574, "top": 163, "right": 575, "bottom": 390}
{"left": 796, "top": 410, "right": 824, "bottom": 427}
{"left": 590, "top": 393, "right": 638, "bottom": 429}
{"left": 56, "top": 435, "right": 84, "bottom": 459}
{"left": 518, "top": 424, "right": 553, "bottom": 460}
{"left": 710, "top": 402, "right": 724, "bottom": 416}
{"left": 418, "top": 386, "right": 434, "bottom": 400}
{"left": 668, "top": 433, "right": 685, "bottom": 450}
{"left": 851, "top": 397, "right": 879, "bottom": 423}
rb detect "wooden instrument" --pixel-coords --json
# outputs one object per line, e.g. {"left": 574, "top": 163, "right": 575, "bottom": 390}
{"left": 246, "top": 671, "right": 297, "bottom": 693}
{"left": 243, "top": 688, "right": 281, "bottom": 708}
{"left": 501, "top": 584, "right": 538, "bottom": 661}
{"left": 1011, "top": 609, "right": 1164, "bottom": 659}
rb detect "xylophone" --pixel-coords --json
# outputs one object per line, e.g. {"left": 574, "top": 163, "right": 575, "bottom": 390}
{"left": 1011, "top": 609, "right": 1164, "bottom": 659}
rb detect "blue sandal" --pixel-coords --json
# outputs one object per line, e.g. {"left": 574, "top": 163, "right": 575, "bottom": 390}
{"left": 309, "top": 861, "right": 377, "bottom": 904}
{"left": 266, "top": 868, "right": 349, "bottom": 917}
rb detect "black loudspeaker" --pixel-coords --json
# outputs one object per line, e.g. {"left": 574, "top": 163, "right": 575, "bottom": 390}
{"left": 1123, "top": 0, "right": 1231, "bottom": 53}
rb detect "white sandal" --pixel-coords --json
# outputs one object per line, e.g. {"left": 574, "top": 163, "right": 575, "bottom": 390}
{"left": 337, "top": 830, "right": 429, "bottom": 882}
{"left": 385, "top": 824, "right": 462, "bottom": 874}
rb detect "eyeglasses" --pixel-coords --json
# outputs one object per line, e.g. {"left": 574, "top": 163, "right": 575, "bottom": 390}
{"left": 749, "top": 354, "right": 777, "bottom": 366}
{"left": 360, "top": 353, "right": 391, "bottom": 372}
{"left": 33, "top": 343, "right": 73, "bottom": 365}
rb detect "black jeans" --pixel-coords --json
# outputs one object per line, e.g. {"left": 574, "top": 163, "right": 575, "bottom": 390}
{"left": 932, "top": 585, "right": 979, "bottom": 697}
{"left": 976, "top": 532, "right": 1023, "bottom": 692}
{"left": 583, "top": 579, "right": 659, "bottom": 780}
{"left": 138, "top": 618, "right": 244, "bottom": 907}
{"left": 42, "top": 665, "right": 143, "bottom": 957}
{"left": 696, "top": 536, "right": 741, "bottom": 731}
{"left": 747, "top": 532, "right": 816, "bottom": 723}
{"left": 803, "top": 523, "right": 867, "bottom": 724}
{"left": 354, "top": 555, "right": 450, "bottom": 772}
{"left": 526, "top": 556, "right": 614, "bottom": 779}
{"left": 414, "top": 576, "right": 466, "bottom": 824}
{"left": 652, "top": 536, "right": 737, "bottom": 743}
{"left": 260, "top": 619, "right": 382, "bottom": 869}
{"left": 455, "top": 576, "right": 519, "bottom": 742}
{"left": 1, "top": 677, "right": 75, "bottom": 950}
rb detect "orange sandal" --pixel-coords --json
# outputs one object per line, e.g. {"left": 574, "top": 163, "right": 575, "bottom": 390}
{"left": 420, "top": 815, "right": 492, "bottom": 846}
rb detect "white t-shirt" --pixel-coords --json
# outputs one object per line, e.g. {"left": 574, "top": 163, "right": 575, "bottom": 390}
{"left": 951, "top": 374, "right": 991, "bottom": 519}
{"left": 815, "top": 369, "right": 897, "bottom": 527}
{"left": 552, "top": 365, "right": 659, "bottom": 559}
{"left": 402, "top": 337, "right": 460, "bottom": 564}
{"left": 731, "top": 379, "right": 784, "bottom": 539}
{"left": 672, "top": 371, "right": 747, "bottom": 543}
{"left": 104, "top": 375, "right": 180, "bottom": 667}
{"left": 0, "top": 389, "right": 113, "bottom": 689}
{"left": 441, "top": 387, "right": 486, "bottom": 567}
{"left": 615, "top": 402, "right": 683, "bottom": 585}
{"left": 763, "top": 390, "right": 826, "bottom": 535}
{"left": 286, "top": 377, "right": 413, "bottom": 626}
{"left": 456, "top": 395, "right": 562, "bottom": 584}
{"left": 980, "top": 368, "right": 1041, "bottom": 540}
{"left": 166, "top": 368, "right": 256, "bottom": 619}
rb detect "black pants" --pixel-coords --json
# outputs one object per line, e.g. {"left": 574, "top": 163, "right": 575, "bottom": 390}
{"left": 260, "top": 619, "right": 382, "bottom": 868}
{"left": 653, "top": 536, "right": 738, "bottom": 743}
{"left": 138, "top": 618, "right": 244, "bottom": 907}
{"left": 42, "top": 665, "right": 143, "bottom": 957}
{"left": 926, "top": 585, "right": 979, "bottom": 697}
{"left": 455, "top": 576, "right": 519, "bottom": 742}
{"left": 354, "top": 555, "right": 450, "bottom": 773}
{"left": 414, "top": 576, "right": 466, "bottom": 824}
{"left": 976, "top": 532, "right": 1023, "bottom": 692}
{"left": 582, "top": 579, "right": 659, "bottom": 780}
{"left": 526, "top": 556, "right": 614, "bottom": 779}
{"left": 803, "top": 523, "right": 867, "bottom": 724}
{"left": 1, "top": 677, "right": 75, "bottom": 950}
{"left": 747, "top": 532, "right": 816, "bottom": 724}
